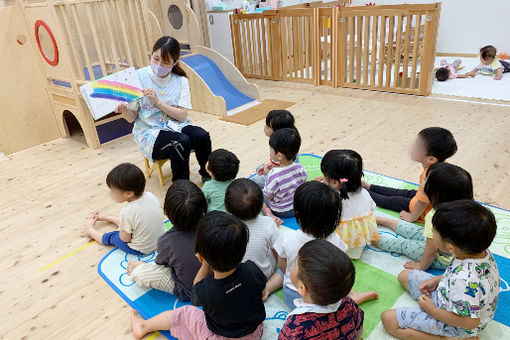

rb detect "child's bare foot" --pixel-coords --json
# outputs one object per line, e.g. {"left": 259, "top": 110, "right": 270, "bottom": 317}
{"left": 84, "top": 215, "right": 97, "bottom": 237}
{"left": 127, "top": 260, "right": 142, "bottom": 275}
{"left": 131, "top": 310, "right": 148, "bottom": 339}
{"left": 350, "top": 290, "right": 378, "bottom": 304}
{"left": 361, "top": 180, "right": 371, "bottom": 190}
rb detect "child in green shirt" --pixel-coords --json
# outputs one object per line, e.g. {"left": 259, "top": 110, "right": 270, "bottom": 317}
{"left": 202, "top": 149, "right": 240, "bottom": 212}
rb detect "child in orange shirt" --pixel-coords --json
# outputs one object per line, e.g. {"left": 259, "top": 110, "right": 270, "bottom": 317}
{"left": 362, "top": 127, "right": 457, "bottom": 223}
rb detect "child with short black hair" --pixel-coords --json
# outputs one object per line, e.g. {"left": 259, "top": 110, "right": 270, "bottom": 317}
{"left": 463, "top": 45, "right": 510, "bottom": 80}
{"left": 85, "top": 163, "right": 164, "bottom": 255}
{"left": 279, "top": 239, "right": 364, "bottom": 340}
{"left": 225, "top": 179, "right": 280, "bottom": 279}
{"left": 202, "top": 148, "right": 240, "bottom": 212}
{"left": 131, "top": 211, "right": 266, "bottom": 339}
{"left": 252, "top": 110, "right": 296, "bottom": 189}
{"left": 263, "top": 128, "right": 307, "bottom": 223}
{"left": 265, "top": 181, "right": 347, "bottom": 308}
{"left": 320, "top": 149, "right": 380, "bottom": 260}
{"left": 381, "top": 200, "right": 500, "bottom": 339}
{"left": 375, "top": 163, "right": 473, "bottom": 271}
{"left": 126, "top": 180, "right": 206, "bottom": 301}
{"left": 363, "top": 127, "right": 457, "bottom": 223}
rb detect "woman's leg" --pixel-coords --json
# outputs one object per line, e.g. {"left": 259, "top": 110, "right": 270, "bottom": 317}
{"left": 152, "top": 130, "right": 192, "bottom": 181}
{"left": 181, "top": 125, "right": 212, "bottom": 179}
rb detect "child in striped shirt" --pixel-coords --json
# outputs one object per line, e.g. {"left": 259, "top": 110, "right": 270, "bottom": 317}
{"left": 262, "top": 128, "right": 307, "bottom": 223}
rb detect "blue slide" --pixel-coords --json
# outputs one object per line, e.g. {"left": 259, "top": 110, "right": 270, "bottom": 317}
{"left": 181, "top": 54, "right": 255, "bottom": 111}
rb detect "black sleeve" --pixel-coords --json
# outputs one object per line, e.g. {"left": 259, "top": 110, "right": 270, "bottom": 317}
{"left": 246, "top": 260, "right": 267, "bottom": 291}
{"left": 190, "top": 281, "right": 204, "bottom": 307}
{"left": 154, "top": 237, "right": 170, "bottom": 266}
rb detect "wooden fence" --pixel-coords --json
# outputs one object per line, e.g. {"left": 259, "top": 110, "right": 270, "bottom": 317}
{"left": 230, "top": 3, "right": 441, "bottom": 95}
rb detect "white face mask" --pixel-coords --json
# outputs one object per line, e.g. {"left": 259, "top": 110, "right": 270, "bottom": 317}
{"left": 151, "top": 60, "right": 176, "bottom": 78}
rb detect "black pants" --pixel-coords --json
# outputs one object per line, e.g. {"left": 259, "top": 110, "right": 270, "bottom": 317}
{"left": 368, "top": 184, "right": 416, "bottom": 213}
{"left": 152, "top": 125, "right": 212, "bottom": 182}
{"left": 500, "top": 60, "right": 510, "bottom": 73}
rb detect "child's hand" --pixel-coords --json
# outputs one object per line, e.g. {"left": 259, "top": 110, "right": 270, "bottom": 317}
{"left": 404, "top": 261, "right": 422, "bottom": 270}
{"left": 418, "top": 294, "right": 435, "bottom": 313}
{"left": 361, "top": 180, "right": 371, "bottom": 190}
{"left": 261, "top": 163, "right": 273, "bottom": 175}
{"left": 86, "top": 214, "right": 98, "bottom": 225}
{"left": 399, "top": 211, "right": 412, "bottom": 222}
{"left": 115, "top": 103, "right": 129, "bottom": 114}
{"left": 142, "top": 88, "right": 160, "bottom": 106}
{"left": 419, "top": 277, "right": 439, "bottom": 297}
{"left": 494, "top": 74, "right": 502, "bottom": 80}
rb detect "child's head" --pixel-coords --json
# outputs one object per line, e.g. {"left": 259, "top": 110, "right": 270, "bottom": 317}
{"left": 294, "top": 181, "right": 342, "bottom": 239}
{"left": 411, "top": 127, "right": 457, "bottom": 164}
{"left": 195, "top": 211, "right": 249, "bottom": 272}
{"left": 432, "top": 200, "right": 497, "bottom": 256}
{"left": 225, "top": 179, "right": 263, "bottom": 221}
{"left": 424, "top": 162, "right": 473, "bottom": 209}
{"left": 264, "top": 110, "right": 295, "bottom": 137}
{"left": 164, "top": 180, "right": 207, "bottom": 232}
{"left": 206, "top": 149, "right": 240, "bottom": 181}
{"left": 320, "top": 149, "right": 363, "bottom": 199}
{"left": 269, "top": 128, "right": 301, "bottom": 163}
{"left": 291, "top": 239, "right": 354, "bottom": 305}
{"left": 435, "top": 67, "right": 449, "bottom": 81}
{"left": 480, "top": 45, "right": 497, "bottom": 65}
{"left": 106, "top": 163, "right": 145, "bottom": 202}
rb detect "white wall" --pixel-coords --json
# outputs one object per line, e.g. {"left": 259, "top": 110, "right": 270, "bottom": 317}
{"left": 278, "top": 0, "right": 510, "bottom": 55}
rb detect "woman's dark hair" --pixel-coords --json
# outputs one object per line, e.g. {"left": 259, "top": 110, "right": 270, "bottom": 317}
{"left": 294, "top": 181, "right": 342, "bottom": 239}
{"left": 207, "top": 149, "right": 240, "bottom": 182}
{"left": 480, "top": 45, "right": 497, "bottom": 61}
{"left": 106, "top": 163, "right": 145, "bottom": 197}
{"left": 266, "top": 110, "right": 295, "bottom": 131}
{"left": 418, "top": 127, "right": 457, "bottom": 162}
{"left": 164, "top": 180, "right": 207, "bottom": 232}
{"left": 298, "top": 240, "right": 354, "bottom": 306}
{"left": 269, "top": 128, "right": 301, "bottom": 161}
{"left": 195, "top": 211, "right": 249, "bottom": 272}
{"left": 321, "top": 149, "right": 363, "bottom": 199}
{"left": 424, "top": 163, "right": 473, "bottom": 209}
{"left": 432, "top": 200, "right": 497, "bottom": 254}
{"left": 435, "top": 67, "right": 449, "bottom": 81}
{"left": 225, "top": 179, "right": 263, "bottom": 220}
{"left": 152, "top": 36, "right": 187, "bottom": 77}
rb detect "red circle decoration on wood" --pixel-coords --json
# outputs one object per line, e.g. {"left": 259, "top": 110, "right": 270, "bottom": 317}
{"left": 34, "top": 20, "right": 59, "bottom": 66}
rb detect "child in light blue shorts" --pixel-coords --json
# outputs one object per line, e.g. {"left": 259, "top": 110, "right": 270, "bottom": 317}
{"left": 381, "top": 200, "right": 500, "bottom": 339}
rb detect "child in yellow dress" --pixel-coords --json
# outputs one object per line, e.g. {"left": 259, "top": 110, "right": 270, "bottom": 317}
{"left": 320, "top": 149, "right": 380, "bottom": 259}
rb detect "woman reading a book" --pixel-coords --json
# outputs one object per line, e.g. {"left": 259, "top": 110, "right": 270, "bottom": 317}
{"left": 116, "top": 36, "right": 212, "bottom": 183}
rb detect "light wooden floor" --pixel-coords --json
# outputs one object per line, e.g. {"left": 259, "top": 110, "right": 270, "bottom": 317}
{"left": 2, "top": 80, "right": 510, "bottom": 339}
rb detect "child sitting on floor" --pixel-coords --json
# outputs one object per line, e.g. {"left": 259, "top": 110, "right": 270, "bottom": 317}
{"left": 262, "top": 128, "right": 307, "bottom": 223}
{"left": 265, "top": 181, "right": 376, "bottom": 309}
{"left": 85, "top": 163, "right": 165, "bottom": 255}
{"left": 251, "top": 110, "right": 296, "bottom": 189}
{"left": 131, "top": 211, "right": 266, "bottom": 340}
{"left": 202, "top": 148, "right": 240, "bottom": 212}
{"left": 126, "top": 180, "right": 206, "bottom": 301}
{"left": 320, "top": 149, "right": 380, "bottom": 259}
{"left": 381, "top": 200, "right": 500, "bottom": 339}
{"left": 375, "top": 163, "right": 473, "bottom": 271}
{"left": 225, "top": 179, "right": 280, "bottom": 280}
{"left": 279, "top": 239, "right": 364, "bottom": 340}
{"left": 363, "top": 127, "right": 457, "bottom": 223}
{"left": 463, "top": 45, "right": 510, "bottom": 80}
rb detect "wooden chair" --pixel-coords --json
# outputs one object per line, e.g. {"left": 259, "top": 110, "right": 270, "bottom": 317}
{"left": 144, "top": 158, "right": 172, "bottom": 185}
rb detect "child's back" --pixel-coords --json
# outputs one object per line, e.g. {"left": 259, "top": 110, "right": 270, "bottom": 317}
{"left": 264, "top": 162, "right": 307, "bottom": 215}
{"left": 203, "top": 149, "right": 239, "bottom": 212}
{"left": 120, "top": 191, "right": 165, "bottom": 254}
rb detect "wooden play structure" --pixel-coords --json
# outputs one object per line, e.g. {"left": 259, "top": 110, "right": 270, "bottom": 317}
{"left": 3, "top": 0, "right": 259, "bottom": 153}
{"left": 230, "top": 2, "right": 441, "bottom": 95}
